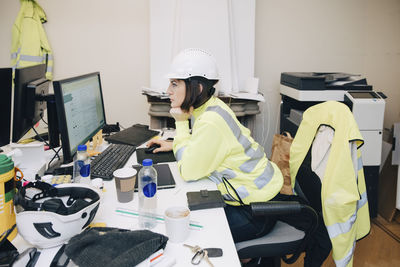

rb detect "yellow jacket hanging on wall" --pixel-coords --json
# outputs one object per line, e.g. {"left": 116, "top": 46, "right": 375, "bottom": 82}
{"left": 11, "top": 0, "right": 53, "bottom": 80}
{"left": 290, "top": 101, "right": 370, "bottom": 267}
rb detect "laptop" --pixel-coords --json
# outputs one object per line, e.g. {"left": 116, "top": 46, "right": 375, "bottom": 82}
{"left": 105, "top": 124, "right": 159, "bottom": 146}
{"left": 132, "top": 163, "right": 176, "bottom": 192}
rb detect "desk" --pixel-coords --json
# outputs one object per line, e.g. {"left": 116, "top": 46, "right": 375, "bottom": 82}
{"left": 145, "top": 95, "right": 260, "bottom": 136}
{"left": 11, "top": 146, "right": 241, "bottom": 267}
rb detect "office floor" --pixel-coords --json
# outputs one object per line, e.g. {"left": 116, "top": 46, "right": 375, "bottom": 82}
{"left": 282, "top": 215, "right": 400, "bottom": 267}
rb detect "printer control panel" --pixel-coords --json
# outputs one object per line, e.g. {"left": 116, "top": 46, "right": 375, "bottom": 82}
{"left": 344, "top": 91, "right": 385, "bottom": 131}
{"left": 345, "top": 91, "right": 386, "bottom": 166}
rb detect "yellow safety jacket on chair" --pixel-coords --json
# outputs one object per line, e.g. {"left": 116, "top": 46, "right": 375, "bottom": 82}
{"left": 290, "top": 101, "right": 370, "bottom": 267}
{"left": 11, "top": 0, "right": 53, "bottom": 80}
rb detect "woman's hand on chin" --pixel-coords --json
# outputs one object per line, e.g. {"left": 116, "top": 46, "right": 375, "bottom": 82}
{"left": 170, "top": 107, "right": 193, "bottom": 121}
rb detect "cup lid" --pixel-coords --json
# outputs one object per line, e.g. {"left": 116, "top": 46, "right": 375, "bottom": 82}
{"left": 0, "top": 154, "right": 14, "bottom": 174}
{"left": 113, "top": 167, "right": 137, "bottom": 179}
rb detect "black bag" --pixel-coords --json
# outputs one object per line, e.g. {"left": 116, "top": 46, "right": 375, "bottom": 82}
{"left": 65, "top": 227, "right": 168, "bottom": 267}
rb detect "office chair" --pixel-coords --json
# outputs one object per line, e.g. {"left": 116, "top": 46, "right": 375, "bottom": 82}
{"left": 235, "top": 182, "right": 319, "bottom": 267}
{"left": 236, "top": 101, "right": 370, "bottom": 266}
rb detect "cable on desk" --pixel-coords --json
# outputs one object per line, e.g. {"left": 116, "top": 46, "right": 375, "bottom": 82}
{"left": 47, "top": 146, "right": 63, "bottom": 168}
{"left": 31, "top": 126, "right": 61, "bottom": 163}
{"left": 40, "top": 114, "right": 48, "bottom": 125}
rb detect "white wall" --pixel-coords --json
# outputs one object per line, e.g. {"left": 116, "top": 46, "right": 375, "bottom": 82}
{"left": 1, "top": 0, "right": 399, "bottom": 155}
{"left": 0, "top": 0, "right": 151, "bottom": 129}
{"left": 254, "top": 0, "right": 400, "bottom": 154}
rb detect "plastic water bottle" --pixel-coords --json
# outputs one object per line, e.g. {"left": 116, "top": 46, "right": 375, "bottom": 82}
{"left": 73, "top": 144, "right": 91, "bottom": 184}
{"left": 138, "top": 159, "right": 158, "bottom": 229}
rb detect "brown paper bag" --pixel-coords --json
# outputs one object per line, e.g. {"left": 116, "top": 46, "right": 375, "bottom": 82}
{"left": 271, "top": 132, "right": 293, "bottom": 195}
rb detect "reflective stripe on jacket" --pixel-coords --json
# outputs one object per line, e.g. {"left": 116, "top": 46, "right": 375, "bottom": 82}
{"left": 11, "top": 0, "right": 53, "bottom": 79}
{"left": 173, "top": 97, "right": 283, "bottom": 205}
{"left": 290, "top": 101, "right": 370, "bottom": 267}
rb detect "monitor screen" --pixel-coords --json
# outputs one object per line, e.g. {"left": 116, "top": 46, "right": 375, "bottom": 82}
{"left": 13, "top": 64, "right": 47, "bottom": 143}
{"left": 53, "top": 72, "right": 106, "bottom": 163}
{"left": 0, "top": 68, "right": 12, "bottom": 147}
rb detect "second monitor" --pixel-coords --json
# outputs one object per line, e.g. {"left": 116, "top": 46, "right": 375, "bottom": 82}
{"left": 53, "top": 72, "right": 106, "bottom": 163}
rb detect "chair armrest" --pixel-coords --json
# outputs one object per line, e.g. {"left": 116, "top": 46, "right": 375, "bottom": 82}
{"left": 249, "top": 200, "right": 319, "bottom": 264}
{"left": 250, "top": 201, "right": 302, "bottom": 216}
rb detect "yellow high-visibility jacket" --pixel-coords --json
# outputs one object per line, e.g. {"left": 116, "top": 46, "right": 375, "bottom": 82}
{"left": 173, "top": 96, "right": 283, "bottom": 205}
{"left": 290, "top": 101, "right": 370, "bottom": 267}
{"left": 11, "top": 0, "right": 53, "bottom": 80}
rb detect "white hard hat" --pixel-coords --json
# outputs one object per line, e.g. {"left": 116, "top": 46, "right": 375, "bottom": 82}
{"left": 14, "top": 182, "right": 100, "bottom": 248}
{"left": 166, "top": 48, "right": 219, "bottom": 80}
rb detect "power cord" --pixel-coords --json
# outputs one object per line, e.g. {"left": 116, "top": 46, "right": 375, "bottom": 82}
{"left": 31, "top": 126, "right": 60, "bottom": 161}
{"left": 40, "top": 114, "right": 48, "bottom": 125}
{"left": 47, "top": 146, "right": 63, "bottom": 168}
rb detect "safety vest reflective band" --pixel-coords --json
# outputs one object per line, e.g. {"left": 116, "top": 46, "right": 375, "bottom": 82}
{"left": 19, "top": 54, "right": 44, "bottom": 62}
{"left": 205, "top": 105, "right": 278, "bottom": 200}
{"left": 173, "top": 97, "right": 283, "bottom": 205}
{"left": 335, "top": 241, "right": 356, "bottom": 267}
{"left": 290, "top": 101, "right": 370, "bottom": 267}
{"left": 327, "top": 191, "right": 368, "bottom": 239}
{"left": 326, "top": 151, "right": 367, "bottom": 239}
{"left": 206, "top": 106, "right": 265, "bottom": 173}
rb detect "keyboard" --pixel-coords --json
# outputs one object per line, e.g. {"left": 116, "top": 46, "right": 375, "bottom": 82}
{"left": 91, "top": 143, "right": 136, "bottom": 180}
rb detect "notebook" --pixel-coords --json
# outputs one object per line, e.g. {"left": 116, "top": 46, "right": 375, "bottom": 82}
{"left": 105, "top": 124, "right": 159, "bottom": 146}
{"left": 132, "top": 164, "right": 176, "bottom": 191}
{"left": 186, "top": 190, "right": 226, "bottom": 211}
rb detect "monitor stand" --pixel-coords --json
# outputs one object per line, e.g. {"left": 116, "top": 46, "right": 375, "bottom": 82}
{"left": 44, "top": 155, "right": 73, "bottom": 176}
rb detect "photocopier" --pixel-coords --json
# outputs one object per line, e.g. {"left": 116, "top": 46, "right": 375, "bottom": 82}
{"left": 280, "top": 72, "right": 386, "bottom": 218}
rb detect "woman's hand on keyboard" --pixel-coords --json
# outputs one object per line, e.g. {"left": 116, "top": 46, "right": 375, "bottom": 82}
{"left": 147, "top": 139, "right": 173, "bottom": 153}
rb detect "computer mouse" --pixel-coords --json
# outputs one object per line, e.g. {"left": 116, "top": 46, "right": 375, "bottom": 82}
{"left": 145, "top": 144, "right": 161, "bottom": 154}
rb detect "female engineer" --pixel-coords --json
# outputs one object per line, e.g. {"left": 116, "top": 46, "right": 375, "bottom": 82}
{"left": 147, "top": 48, "right": 331, "bottom": 267}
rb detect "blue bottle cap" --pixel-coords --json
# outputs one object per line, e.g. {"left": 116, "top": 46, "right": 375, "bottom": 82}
{"left": 77, "top": 145, "right": 87, "bottom": 151}
{"left": 142, "top": 159, "right": 153, "bottom": 166}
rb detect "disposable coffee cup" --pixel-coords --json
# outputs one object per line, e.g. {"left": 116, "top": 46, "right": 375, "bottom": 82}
{"left": 164, "top": 206, "right": 190, "bottom": 243}
{"left": 113, "top": 167, "right": 137, "bottom": 203}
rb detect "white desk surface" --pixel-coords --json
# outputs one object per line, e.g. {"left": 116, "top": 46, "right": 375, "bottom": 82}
{"left": 11, "top": 147, "right": 241, "bottom": 267}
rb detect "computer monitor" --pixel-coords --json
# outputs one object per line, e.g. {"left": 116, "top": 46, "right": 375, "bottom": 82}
{"left": 0, "top": 68, "right": 12, "bottom": 147}
{"left": 0, "top": 64, "right": 52, "bottom": 147}
{"left": 53, "top": 72, "right": 106, "bottom": 163}
{"left": 12, "top": 64, "right": 49, "bottom": 143}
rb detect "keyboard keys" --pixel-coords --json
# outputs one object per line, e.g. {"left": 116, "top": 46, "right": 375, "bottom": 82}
{"left": 91, "top": 144, "right": 136, "bottom": 180}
